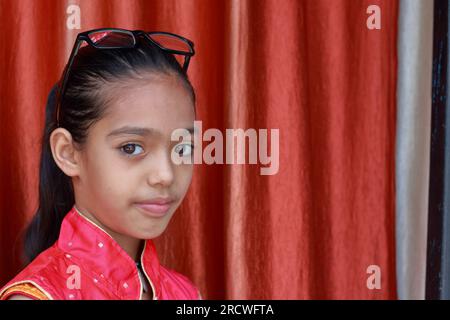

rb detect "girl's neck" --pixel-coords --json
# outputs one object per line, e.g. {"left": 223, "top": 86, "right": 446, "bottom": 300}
{"left": 109, "top": 231, "right": 144, "bottom": 262}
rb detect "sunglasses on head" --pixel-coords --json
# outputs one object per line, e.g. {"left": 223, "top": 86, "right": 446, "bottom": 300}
{"left": 55, "top": 28, "right": 195, "bottom": 127}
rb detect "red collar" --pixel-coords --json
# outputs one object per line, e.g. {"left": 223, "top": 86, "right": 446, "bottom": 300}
{"left": 56, "top": 206, "right": 161, "bottom": 299}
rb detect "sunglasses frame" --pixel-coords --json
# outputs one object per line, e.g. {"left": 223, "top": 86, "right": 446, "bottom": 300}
{"left": 55, "top": 28, "right": 195, "bottom": 127}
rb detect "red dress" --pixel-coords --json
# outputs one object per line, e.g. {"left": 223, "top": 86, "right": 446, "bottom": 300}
{"left": 0, "top": 206, "right": 201, "bottom": 300}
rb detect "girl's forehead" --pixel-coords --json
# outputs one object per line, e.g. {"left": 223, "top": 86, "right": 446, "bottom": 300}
{"left": 94, "top": 77, "right": 195, "bottom": 137}
{"left": 106, "top": 75, "right": 193, "bottom": 113}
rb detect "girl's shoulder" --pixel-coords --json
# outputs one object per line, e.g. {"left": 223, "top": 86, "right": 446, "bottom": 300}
{"left": 0, "top": 245, "right": 64, "bottom": 300}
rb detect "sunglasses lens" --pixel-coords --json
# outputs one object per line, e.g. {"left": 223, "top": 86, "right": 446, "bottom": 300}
{"left": 88, "top": 30, "right": 135, "bottom": 48}
{"left": 149, "top": 33, "right": 192, "bottom": 53}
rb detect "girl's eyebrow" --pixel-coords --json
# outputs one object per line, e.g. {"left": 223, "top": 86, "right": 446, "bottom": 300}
{"left": 106, "top": 126, "right": 159, "bottom": 139}
{"left": 106, "top": 126, "right": 195, "bottom": 139}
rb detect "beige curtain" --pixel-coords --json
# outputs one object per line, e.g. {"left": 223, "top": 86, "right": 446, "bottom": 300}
{"left": 396, "top": 0, "right": 434, "bottom": 300}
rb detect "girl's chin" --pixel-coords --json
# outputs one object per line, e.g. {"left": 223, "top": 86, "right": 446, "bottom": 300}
{"left": 133, "top": 224, "right": 169, "bottom": 240}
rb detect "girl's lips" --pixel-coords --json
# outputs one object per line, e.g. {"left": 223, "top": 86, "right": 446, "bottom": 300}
{"left": 134, "top": 199, "right": 175, "bottom": 217}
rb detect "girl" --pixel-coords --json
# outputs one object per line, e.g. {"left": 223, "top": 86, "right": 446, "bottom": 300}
{"left": 0, "top": 28, "right": 201, "bottom": 300}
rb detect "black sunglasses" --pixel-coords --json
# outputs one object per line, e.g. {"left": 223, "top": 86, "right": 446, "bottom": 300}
{"left": 55, "top": 28, "right": 195, "bottom": 127}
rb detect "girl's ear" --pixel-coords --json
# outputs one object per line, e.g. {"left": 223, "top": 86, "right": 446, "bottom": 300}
{"left": 49, "top": 128, "right": 81, "bottom": 177}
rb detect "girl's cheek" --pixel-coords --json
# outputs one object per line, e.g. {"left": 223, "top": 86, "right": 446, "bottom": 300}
{"left": 184, "top": 166, "right": 194, "bottom": 188}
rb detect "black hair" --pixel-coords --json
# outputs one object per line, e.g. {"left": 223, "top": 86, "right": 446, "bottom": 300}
{"left": 24, "top": 35, "right": 196, "bottom": 263}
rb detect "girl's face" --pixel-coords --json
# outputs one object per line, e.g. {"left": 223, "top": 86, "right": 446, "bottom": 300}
{"left": 71, "top": 74, "right": 195, "bottom": 241}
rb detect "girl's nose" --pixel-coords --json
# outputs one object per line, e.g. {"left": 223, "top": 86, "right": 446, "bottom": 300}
{"left": 146, "top": 151, "right": 175, "bottom": 188}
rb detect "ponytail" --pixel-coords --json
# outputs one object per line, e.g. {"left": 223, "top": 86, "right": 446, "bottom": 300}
{"left": 23, "top": 84, "right": 74, "bottom": 263}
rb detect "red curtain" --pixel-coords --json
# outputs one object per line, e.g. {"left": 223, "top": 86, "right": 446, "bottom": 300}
{"left": 0, "top": 0, "right": 397, "bottom": 299}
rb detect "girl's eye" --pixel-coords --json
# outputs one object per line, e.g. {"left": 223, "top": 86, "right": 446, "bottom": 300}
{"left": 173, "top": 143, "right": 194, "bottom": 157}
{"left": 120, "top": 143, "right": 144, "bottom": 156}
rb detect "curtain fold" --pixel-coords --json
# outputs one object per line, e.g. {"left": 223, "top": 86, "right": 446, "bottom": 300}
{"left": 0, "top": 0, "right": 398, "bottom": 299}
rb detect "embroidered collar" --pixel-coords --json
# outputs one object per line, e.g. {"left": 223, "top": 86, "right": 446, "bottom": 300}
{"left": 56, "top": 205, "right": 160, "bottom": 300}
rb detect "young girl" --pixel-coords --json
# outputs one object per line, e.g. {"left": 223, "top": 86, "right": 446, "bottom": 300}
{"left": 0, "top": 28, "right": 201, "bottom": 300}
